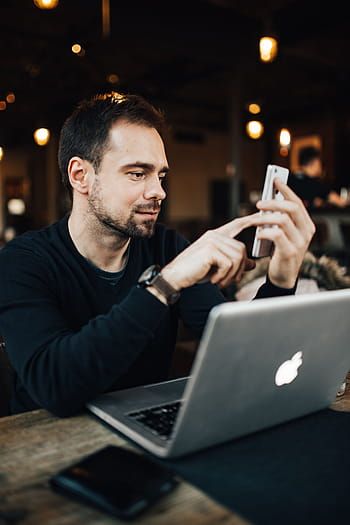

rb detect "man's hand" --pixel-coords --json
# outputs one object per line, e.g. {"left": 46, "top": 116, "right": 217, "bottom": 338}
{"left": 160, "top": 179, "right": 315, "bottom": 294}
{"left": 255, "top": 178, "right": 316, "bottom": 288}
{"left": 161, "top": 215, "right": 261, "bottom": 291}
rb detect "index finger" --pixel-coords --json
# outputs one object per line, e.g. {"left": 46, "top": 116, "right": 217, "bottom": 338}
{"left": 215, "top": 212, "right": 262, "bottom": 238}
{"left": 260, "top": 178, "right": 312, "bottom": 222}
{"left": 273, "top": 178, "right": 303, "bottom": 205}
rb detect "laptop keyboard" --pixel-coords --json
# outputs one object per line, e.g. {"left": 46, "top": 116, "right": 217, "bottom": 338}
{"left": 127, "top": 401, "right": 182, "bottom": 440}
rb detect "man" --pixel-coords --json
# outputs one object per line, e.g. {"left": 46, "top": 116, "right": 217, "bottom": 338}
{"left": 288, "top": 146, "right": 348, "bottom": 209}
{"left": 0, "top": 92, "right": 315, "bottom": 417}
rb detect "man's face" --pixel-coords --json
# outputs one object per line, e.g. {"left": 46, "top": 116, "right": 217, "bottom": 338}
{"left": 87, "top": 121, "right": 168, "bottom": 238}
{"left": 305, "top": 158, "right": 322, "bottom": 178}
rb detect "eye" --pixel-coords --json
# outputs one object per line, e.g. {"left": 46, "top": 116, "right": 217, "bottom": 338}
{"left": 128, "top": 172, "right": 145, "bottom": 180}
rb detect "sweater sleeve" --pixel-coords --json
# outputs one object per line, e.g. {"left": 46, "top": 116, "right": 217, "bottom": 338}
{"left": 164, "top": 229, "right": 297, "bottom": 338}
{"left": 0, "top": 247, "right": 168, "bottom": 417}
{"left": 253, "top": 275, "right": 297, "bottom": 299}
{"left": 177, "top": 276, "right": 297, "bottom": 339}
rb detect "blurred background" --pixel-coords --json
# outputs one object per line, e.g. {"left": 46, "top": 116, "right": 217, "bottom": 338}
{"left": 1, "top": 0, "right": 350, "bottom": 264}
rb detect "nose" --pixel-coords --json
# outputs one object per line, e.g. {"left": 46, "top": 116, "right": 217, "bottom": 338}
{"left": 144, "top": 174, "right": 166, "bottom": 201}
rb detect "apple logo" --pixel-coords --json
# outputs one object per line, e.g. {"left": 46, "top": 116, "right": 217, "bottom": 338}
{"left": 275, "top": 351, "right": 303, "bottom": 386}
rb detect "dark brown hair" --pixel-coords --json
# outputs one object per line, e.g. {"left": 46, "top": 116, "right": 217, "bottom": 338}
{"left": 58, "top": 92, "right": 167, "bottom": 199}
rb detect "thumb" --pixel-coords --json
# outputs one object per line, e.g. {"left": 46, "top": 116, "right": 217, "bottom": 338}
{"left": 244, "top": 258, "right": 256, "bottom": 271}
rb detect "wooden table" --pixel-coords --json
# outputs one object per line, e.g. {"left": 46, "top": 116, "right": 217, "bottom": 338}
{"left": 1, "top": 377, "right": 349, "bottom": 525}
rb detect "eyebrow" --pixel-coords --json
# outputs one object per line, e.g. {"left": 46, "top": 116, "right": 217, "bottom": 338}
{"left": 121, "top": 162, "right": 170, "bottom": 174}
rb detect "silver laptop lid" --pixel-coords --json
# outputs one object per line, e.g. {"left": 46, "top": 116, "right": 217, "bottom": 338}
{"left": 167, "top": 288, "right": 350, "bottom": 456}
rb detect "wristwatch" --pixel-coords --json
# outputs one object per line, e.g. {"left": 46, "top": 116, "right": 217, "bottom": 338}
{"left": 137, "top": 264, "right": 181, "bottom": 305}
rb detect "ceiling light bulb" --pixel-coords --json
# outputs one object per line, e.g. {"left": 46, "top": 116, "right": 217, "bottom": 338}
{"left": 248, "top": 103, "right": 261, "bottom": 115}
{"left": 6, "top": 92, "right": 15, "bottom": 104}
{"left": 33, "top": 0, "right": 59, "bottom": 9}
{"left": 7, "top": 199, "right": 26, "bottom": 216}
{"left": 279, "top": 128, "right": 291, "bottom": 147}
{"left": 259, "top": 36, "right": 278, "bottom": 63}
{"left": 72, "top": 43, "right": 82, "bottom": 54}
{"left": 33, "top": 128, "right": 50, "bottom": 146}
{"left": 107, "top": 73, "right": 119, "bottom": 84}
{"left": 0, "top": 147, "right": 4, "bottom": 161}
{"left": 246, "top": 120, "right": 264, "bottom": 140}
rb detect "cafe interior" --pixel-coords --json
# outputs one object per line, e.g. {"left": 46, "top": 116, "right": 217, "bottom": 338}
{"left": 1, "top": 0, "right": 350, "bottom": 250}
{"left": 1, "top": 1, "right": 350, "bottom": 524}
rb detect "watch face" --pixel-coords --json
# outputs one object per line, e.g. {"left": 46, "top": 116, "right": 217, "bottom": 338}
{"left": 139, "top": 264, "right": 160, "bottom": 284}
{"left": 138, "top": 264, "right": 180, "bottom": 304}
{"left": 142, "top": 267, "right": 154, "bottom": 281}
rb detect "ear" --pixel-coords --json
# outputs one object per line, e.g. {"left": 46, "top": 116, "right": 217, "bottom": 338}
{"left": 68, "top": 157, "right": 93, "bottom": 195}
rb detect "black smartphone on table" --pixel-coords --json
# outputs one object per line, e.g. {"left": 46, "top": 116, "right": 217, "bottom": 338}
{"left": 49, "top": 445, "right": 178, "bottom": 520}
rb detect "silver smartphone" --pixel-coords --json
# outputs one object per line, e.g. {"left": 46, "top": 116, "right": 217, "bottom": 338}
{"left": 251, "top": 164, "right": 289, "bottom": 258}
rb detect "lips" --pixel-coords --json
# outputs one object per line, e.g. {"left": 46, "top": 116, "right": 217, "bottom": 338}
{"left": 135, "top": 207, "right": 160, "bottom": 215}
{"left": 135, "top": 210, "right": 159, "bottom": 219}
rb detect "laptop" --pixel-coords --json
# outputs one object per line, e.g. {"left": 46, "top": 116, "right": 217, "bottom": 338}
{"left": 87, "top": 288, "right": 350, "bottom": 458}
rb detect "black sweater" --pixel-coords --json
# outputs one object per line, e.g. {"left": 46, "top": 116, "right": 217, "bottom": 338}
{"left": 0, "top": 215, "right": 295, "bottom": 416}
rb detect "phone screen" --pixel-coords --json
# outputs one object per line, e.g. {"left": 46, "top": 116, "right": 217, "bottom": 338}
{"left": 50, "top": 445, "right": 178, "bottom": 519}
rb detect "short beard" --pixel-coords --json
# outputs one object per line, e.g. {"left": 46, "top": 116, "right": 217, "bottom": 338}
{"left": 99, "top": 212, "right": 156, "bottom": 239}
{"left": 87, "top": 179, "right": 158, "bottom": 239}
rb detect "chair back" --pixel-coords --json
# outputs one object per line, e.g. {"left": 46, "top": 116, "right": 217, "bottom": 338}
{"left": 0, "top": 337, "right": 14, "bottom": 417}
